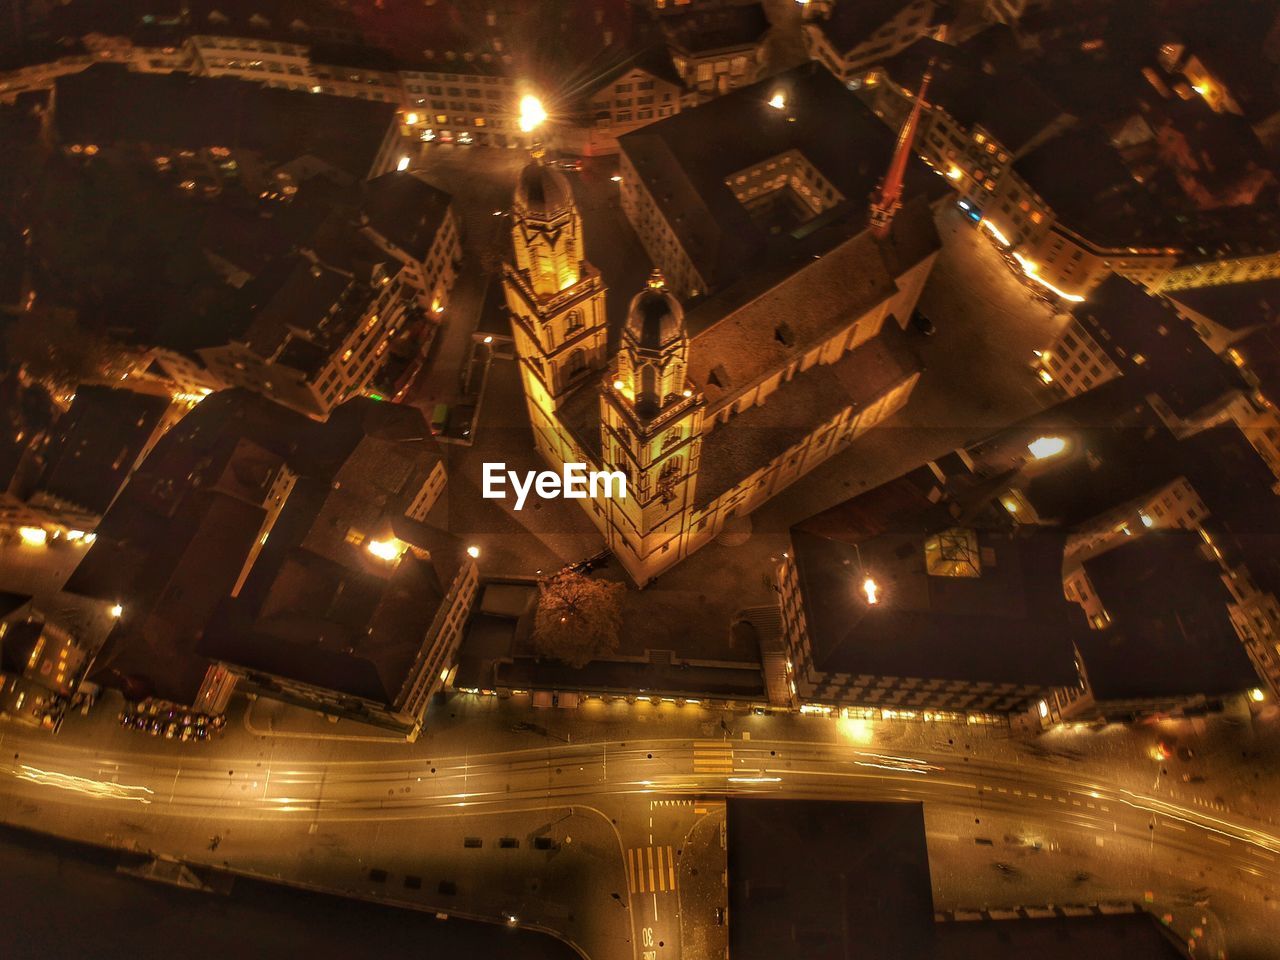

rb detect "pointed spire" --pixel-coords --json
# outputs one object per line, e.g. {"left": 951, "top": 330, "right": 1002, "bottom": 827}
{"left": 870, "top": 58, "right": 935, "bottom": 239}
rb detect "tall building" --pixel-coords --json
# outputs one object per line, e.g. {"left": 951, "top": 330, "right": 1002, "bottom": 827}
{"left": 504, "top": 65, "right": 941, "bottom": 585}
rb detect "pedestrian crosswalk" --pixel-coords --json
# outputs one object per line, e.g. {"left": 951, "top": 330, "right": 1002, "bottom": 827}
{"left": 693, "top": 740, "right": 734, "bottom": 774}
{"left": 627, "top": 845, "right": 677, "bottom": 894}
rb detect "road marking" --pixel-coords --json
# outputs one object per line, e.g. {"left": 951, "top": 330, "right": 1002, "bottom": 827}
{"left": 997, "top": 788, "right": 1007, "bottom": 794}
{"left": 1206, "top": 834, "right": 1231, "bottom": 847}
{"left": 1160, "top": 819, "right": 1186, "bottom": 832}
{"left": 693, "top": 742, "right": 735, "bottom": 773}
{"left": 1249, "top": 848, "right": 1276, "bottom": 861}
{"left": 629, "top": 846, "right": 678, "bottom": 894}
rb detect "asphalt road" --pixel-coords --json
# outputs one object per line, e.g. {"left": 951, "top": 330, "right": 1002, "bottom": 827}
{"left": 1, "top": 705, "right": 1278, "bottom": 960}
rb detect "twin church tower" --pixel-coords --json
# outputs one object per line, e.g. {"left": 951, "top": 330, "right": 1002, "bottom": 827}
{"left": 502, "top": 162, "right": 704, "bottom": 585}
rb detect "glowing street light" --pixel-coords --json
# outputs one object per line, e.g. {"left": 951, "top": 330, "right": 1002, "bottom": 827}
{"left": 518, "top": 94, "right": 547, "bottom": 134}
{"left": 396, "top": 156, "right": 411, "bottom": 172}
{"left": 18, "top": 526, "right": 47, "bottom": 546}
{"left": 367, "top": 539, "right": 402, "bottom": 561}
{"left": 1027, "top": 436, "right": 1068, "bottom": 460}
{"left": 109, "top": 603, "right": 123, "bottom": 619}
{"left": 466, "top": 545, "right": 481, "bottom": 559}
{"left": 405, "top": 112, "right": 419, "bottom": 125}
{"left": 1250, "top": 687, "right": 1266, "bottom": 702}
{"left": 862, "top": 576, "right": 880, "bottom": 605}
{"left": 768, "top": 91, "right": 787, "bottom": 110}
{"left": 946, "top": 164, "right": 963, "bottom": 180}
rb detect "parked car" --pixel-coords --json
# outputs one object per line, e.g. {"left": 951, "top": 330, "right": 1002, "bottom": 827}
{"left": 910, "top": 311, "right": 936, "bottom": 336}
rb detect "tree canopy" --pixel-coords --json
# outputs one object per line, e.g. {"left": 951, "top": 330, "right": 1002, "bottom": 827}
{"left": 532, "top": 570, "right": 625, "bottom": 669}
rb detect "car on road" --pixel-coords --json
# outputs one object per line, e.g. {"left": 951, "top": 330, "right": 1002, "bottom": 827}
{"left": 910, "top": 310, "right": 936, "bottom": 336}
{"left": 449, "top": 403, "right": 476, "bottom": 439}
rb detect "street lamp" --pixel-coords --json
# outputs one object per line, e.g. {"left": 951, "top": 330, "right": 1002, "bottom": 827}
{"left": 862, "top": 576, "right": 880, "bottom": 605}
{"left": 109, "top": 603, "right": 123, "bottom": 619}
{"left": 1027, "top": 436, "right": 1068, "bottom": 460}
{"left": 466, "top": 545, "right": 481, "bottom": 559}
{"left": 518, "top": 94, "right": 547, "bottom": 134}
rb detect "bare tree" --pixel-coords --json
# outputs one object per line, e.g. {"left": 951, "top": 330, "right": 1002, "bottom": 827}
{"left": 532, "top": 570, "right": 624, "bottom": 668}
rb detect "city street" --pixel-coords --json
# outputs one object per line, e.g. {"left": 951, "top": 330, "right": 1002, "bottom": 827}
{"left": 2, "top": 689, "right": 1279, "bottom": 958}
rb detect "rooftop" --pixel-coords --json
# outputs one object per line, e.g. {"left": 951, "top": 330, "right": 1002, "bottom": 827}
{"left": 695, "top": 318, "right": 922, "bottom": 508}
{"left": 661, "top": 3, "right": 769, "bottom": 56}
{"left": 1070, "top": 276, "right": 1247, "bottom": 420}
{"left": 1168, "top": 277, "right": 1280, "bottom": 335}
{"left": 618, "top": 62, "right": 942, "bottom": 293}
{"left": 54, "top": 63, "right": 397, "bottom": 181}
{"left": 38, "top": 386, "right": 172, "bottom": 515}
{"left": 728, "top": 799, "right": 935, "bottom": 960}
{"left": 361, "top": 172, "right": 453, "bottom": 262}
{"left": 808, "top": 0, "right": 943, "bottom": 57}
{"left": 882, "top": 38, "right": 1072, "bottom": 156}
{"left": 935, "top": 912, "right": 1191, "bottom": 959}
{"left": 1013, "top": 127, "right": 1173, "bottom": 249}
{"left": 788, "top": 473, "right": 1087, "bottom": 688}
{"left": 1077, "top": 531, "right": 1258, "bottom": 702}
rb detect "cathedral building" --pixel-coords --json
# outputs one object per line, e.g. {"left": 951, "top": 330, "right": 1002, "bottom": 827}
{"left": 503, "top": 64, "right": 943, "bottom": 585}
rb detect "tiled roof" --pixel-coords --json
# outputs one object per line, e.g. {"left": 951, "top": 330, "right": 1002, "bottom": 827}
{"left": 695, "top": 319, "right": 921, "bottom": 508}
{"left": 1079, "top": 530, "right": 1257, "bottom": 701}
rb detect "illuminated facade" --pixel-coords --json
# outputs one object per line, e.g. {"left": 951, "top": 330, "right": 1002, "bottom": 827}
{"left": 504, "top": 144, "right": 934, "bottom": 584}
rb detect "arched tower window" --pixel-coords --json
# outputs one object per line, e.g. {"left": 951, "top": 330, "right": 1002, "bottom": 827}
{"left": 565, "top": 310, "right": 584, "bottom": 334}
{"left": 564, "top": 348, "right": 586, "bottom": 380}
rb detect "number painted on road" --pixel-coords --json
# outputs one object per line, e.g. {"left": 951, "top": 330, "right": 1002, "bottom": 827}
{"left": 642, "top": 927, "right": 654, "bottom": 947}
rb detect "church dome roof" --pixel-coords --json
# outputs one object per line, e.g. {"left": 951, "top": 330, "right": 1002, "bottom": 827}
{"left": 625, "top": 271, "right": 684, "bottom": 350}
{"left": 514, "top": 161, "right": 573, "bottom": 220}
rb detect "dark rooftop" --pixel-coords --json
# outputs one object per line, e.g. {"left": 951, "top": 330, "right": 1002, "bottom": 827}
{"left": 38, "top": 386, "right": 171, "bottom": 515}
{"left": 935, "top": 911, "right": 1191, "bottom": 959}
{"left": 727, "top": 799, "right": 935, "bottom": 960}
{"left": 618, "top": 62, "right": 942, "bottom": 293}
{"left": 809, "top": 0, "right": 943, "bottom": 57}
{"left": 788, "top": 475, "right": 1087, "bottom": 688}
{"left": 1013, "top": 127, "right": 1173, "bottom": 249}
{"left": 54, "top": 63, "right": 397, "bottom": 181}
{"left": 661, "top": 3, "right": 769, "bottom": 56}
{"left": 200, "top": 400, "right": 459, "bottom": 709}
{"left": 362, "top": 172, "right": 453, "bottom": 262}
{"left": 1168, "top": 277, "right": 1280, "bottom": 335}
{"left": 1071, "top": 276, "right": 1247, "bottom": 420}
{"left": 1231, "top": 322, "right": 1280, "bottom": 407}
{"left": 881, "top": 38, "right": 1072, "bottom": 157}
{"left": 1078, "top": 531, "right": 1258, "bottom": 702}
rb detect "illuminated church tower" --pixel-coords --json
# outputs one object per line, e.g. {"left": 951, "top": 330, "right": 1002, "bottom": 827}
{"left": 599, "top": 271, "right": 705, "bottom": 582}
{"left": 503, "top": 159, "right": 608, "bottom": 460}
